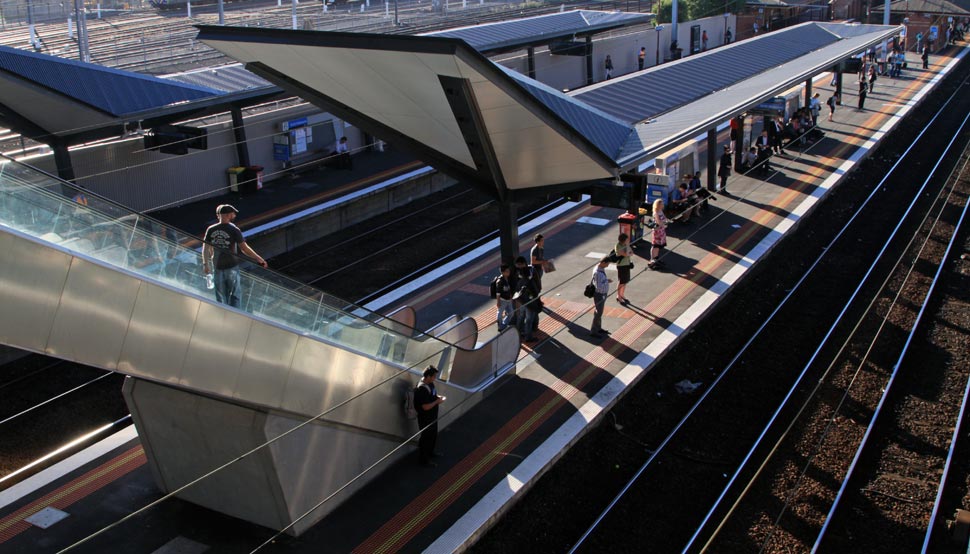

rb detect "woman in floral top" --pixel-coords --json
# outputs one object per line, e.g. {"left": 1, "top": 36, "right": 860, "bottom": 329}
{"left": 648, "top": 199, "right": 668, "bottom": 270}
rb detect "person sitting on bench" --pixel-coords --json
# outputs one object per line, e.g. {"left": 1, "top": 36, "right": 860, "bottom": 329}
{"left": 741, "top": 146, "right": 758, "bottom": 173}
{"left": 332, "top": 136, "right": 353, "bottom": 170}
{"left": 671, "top": 183, "right": 698, "bottom": 222}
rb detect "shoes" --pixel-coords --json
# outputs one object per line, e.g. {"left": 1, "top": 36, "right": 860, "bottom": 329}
{"left": 617, "top": 297, "right": 628, "bottom": 304}
{"left": 525, "top": 335, "right": 537, "bottom": 343}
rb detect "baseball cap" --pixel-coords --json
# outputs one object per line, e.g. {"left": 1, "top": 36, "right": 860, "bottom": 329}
{"left": 217, "top": 204, "right": 238, "bottom": 215}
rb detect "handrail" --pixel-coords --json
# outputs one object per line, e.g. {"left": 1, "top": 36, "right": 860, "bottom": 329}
{"left": 0, "top": 156, "right": 463, "bottom": 370}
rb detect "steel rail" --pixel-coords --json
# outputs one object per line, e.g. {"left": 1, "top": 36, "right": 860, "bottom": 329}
{"left": 568, "top": 59, "right": 969, "bottom": 554}
{"left": 812, "top": 144, "right": 970, "bottom": 552}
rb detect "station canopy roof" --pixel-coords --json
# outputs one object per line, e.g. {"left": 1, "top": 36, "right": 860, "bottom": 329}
{"left": 421, "top": 10, "right": 655, "bottom": 53}
{"left": 0, "top": 44, "right": 282, "bottom": 145}
{"left": 199, "top": 20, "right": 900, "bottom": 195}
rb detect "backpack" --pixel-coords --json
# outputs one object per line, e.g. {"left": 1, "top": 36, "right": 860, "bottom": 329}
{"left": 608, "top": 249, "right": 620, "bottom": 263}
{"left": 489, "top": 276, "right": 499, "bottom": 299}
{"left": 584, "top": 280, "right": 596, "bottom": 298}
{"left": 404, "top": 383, "right": 428, "bottom": 420}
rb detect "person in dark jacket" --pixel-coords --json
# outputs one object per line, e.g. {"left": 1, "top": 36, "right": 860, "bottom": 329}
{"left": 718, "top": 145, "right": 732, "bottom": 193}
{"left": 414, "top": 366, "right": 445, "bottom": 467}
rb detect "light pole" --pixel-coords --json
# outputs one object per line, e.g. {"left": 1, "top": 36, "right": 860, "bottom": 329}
{"left": 655, "top": 24, "right": 664, "bottom": 65}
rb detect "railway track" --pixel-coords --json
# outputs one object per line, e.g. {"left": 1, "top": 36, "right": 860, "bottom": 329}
{"left": 472, "top": 46, "right": 970, "bottom": 554}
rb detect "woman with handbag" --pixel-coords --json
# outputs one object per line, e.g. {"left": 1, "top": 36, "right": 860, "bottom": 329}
{"left": 647, "top": 199, "right": 668, "bottom": 270}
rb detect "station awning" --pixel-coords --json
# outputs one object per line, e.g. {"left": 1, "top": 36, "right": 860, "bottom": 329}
{"left": 198, "top": 21, "right": 901, "bottom": 195}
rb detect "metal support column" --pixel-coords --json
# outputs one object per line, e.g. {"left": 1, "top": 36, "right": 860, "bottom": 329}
{"left": 585, "top": 36, "right": 594, "bottom": 86}
{"left": 707, "top": 128, "right": 717, "bottom": 191}
{"left": 836, "top": 70, "right": 843, "bottom": 100}
{"left": 231, "top": 106, "right": 251, "bottom": 168}
{"left": 527, "top": 47, "right": 536, "bottom": 79}
{"left": 52, "top": 141, "right": 76, "bottom": 183}
{"left": 805, "top": 78, "right": 812, "bottom": 108}
{"left": 498, "top": 199, "right": 518, "bottom": 265}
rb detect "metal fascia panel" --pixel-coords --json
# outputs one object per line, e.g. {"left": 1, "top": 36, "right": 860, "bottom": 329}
{"left": 118, "top": 282, "right": 199, "bottom": 384}
{"left": 0, "top": 231, "right": 71, "bottom": 353}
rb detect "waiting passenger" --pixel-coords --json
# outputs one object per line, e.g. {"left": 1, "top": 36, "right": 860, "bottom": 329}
{"left": 718, "top": 145, "right": 733, "bottom": 193}
{"left": 530, "top": 233, "right": 546, "bottom": 293}
{"left": 490, "top": 263, "right": 514, "bottom": 332}
{"left": 741, "top": 147, "right": 758, "bottom": 173}
{"left": 414, "top": 365, "right": 445, "bottom": 467}
{"left": 614, "top": 232, "right": 632, "bottom": 304}
{"left": 202, "top": 204, "right": 268, "bottom": 308}
{"left": 671, "top": 183, "right": 697, "bottom": 223}
{"left": 512, "top": 256, "right": 539, "bottom": 343}
{"left": 589, "top": 256, "right": 612, "bottom": 338}
{"left": 332, "top": 136, "right": 352, "bottom": 170}
{"left": 647, "top": 199, "right": 668, "bottom": 270}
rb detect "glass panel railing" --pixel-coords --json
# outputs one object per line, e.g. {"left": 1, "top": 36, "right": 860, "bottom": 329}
{"left": 0, "top": 156, "right": 454, "bottom": 372}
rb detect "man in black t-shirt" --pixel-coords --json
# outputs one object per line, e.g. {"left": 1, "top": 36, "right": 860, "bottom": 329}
{"left": 202, "top": 204, "right": 267, "bottom": 308}
{"left": 414, "top": 366, "right": 445, "bottom": 467}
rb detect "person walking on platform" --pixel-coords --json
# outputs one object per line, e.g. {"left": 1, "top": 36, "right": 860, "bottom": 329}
{"left": 638, "top": 47, "right": 646, "bottom": 70}
{"left": 868, "top": 66, "right": 877, "bottom": 93}
{"left": 491, "top": 263, "right": 514, "bottom": 332}
{"left": 827, "top": 93, "right": 839, "bottom": 122}
{"left": 589, "top": 257, "right": 611, "bottom": 338}
{"left": 702, "top": 30, "right": 709, "bottom": 51}
{"left": 203, "top": 204, "right": 268, "bottom": 308}
{"left": 647, "top": 199, "right": 668, "bottom": 270}
{"left": 414, "top": 366, "right": 445, "bottom": 467}
{"left": 605, "top": 54, "right": 614, "bottom": 79}
{"left": 725, "top": 28, "right": 732, "bottom": 44}
{"left": 530, "top": 234, "right": 546, "bottom": 293}
{"left": 858, "top": 80, "right": 868, "bottom": 111}
{"left": 718, "top": 145, "right": 732, "bottom": 193}
{"left": 921, "top": 46, "right": 930, "bottom": 69}
{"left": 614, "top": 233, "right": 633, "bottom": 304}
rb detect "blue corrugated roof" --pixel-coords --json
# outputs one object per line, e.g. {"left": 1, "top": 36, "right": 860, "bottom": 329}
{"left": 425, "top": 10, "right": 654, "bottom": 52}
{"left": 0, "top": 45, "right": 221, "bottom": 117}
{"left": 573, "top": 23, "right": 840, "bottom": 124}
{"left": 502, "top": 66, "right": 633, "bottom": 160}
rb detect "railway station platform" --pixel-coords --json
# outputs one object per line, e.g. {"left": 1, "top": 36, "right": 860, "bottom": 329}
{"left": 0, "top": 47, "right": 964, "bottom": 553}
{"left": 149, "top": 146, "right": 426, "bottom": 251}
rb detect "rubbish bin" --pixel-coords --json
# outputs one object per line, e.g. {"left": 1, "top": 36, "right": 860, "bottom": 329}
{"left": 240, "top": 165, "right": 264, "bottom": 194}
{"left": 226, "top": 166, "right": 245, "bottom": 193}
{"left": 618, "top": 212, "right": 642, "bottom": 243}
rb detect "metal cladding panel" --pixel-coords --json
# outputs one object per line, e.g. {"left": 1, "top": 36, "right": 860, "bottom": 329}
{"left": 282, "top": 336, "right": 384, "bottom": 418}
{"left": 231, "top": 41, "right": 476, "bottom": 169}
{"left": 0, "top": 232, "right": 71, "bottom": 353}
{"left": 0, "top": 45, "right": 220, "bottom": 117}
{"left": 180, "top": 303, "right": 252, "bottom": 396}
{"left": 235, "top": 321, "right": 298, "bottom": 408}
{"left": 426, "top": 10, "right": 653, "bottom": 52}
{"left": 46, "top": 257, "right": 141, "bottom": 370}
{"left": 573, "top": 22, "right": 842, "bottom": 124}
{"left": 118, "top": 282, "right": 199, "bottom": 384}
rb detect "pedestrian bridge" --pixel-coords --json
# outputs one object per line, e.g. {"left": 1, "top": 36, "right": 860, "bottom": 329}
{"left": 0, "top": 156, "right": 519, "bottom": 534}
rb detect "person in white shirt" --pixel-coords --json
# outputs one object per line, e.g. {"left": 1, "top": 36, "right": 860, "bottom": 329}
{"left": 590, "top": 257, "right": 612, "bottom": 338}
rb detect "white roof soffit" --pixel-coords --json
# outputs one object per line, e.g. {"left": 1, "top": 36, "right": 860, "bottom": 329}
{"left": 616, "top": 23, "right": 902, "bottom": 167}
{"left": 196, "top": 27, "right": 616, "bottom": 191}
